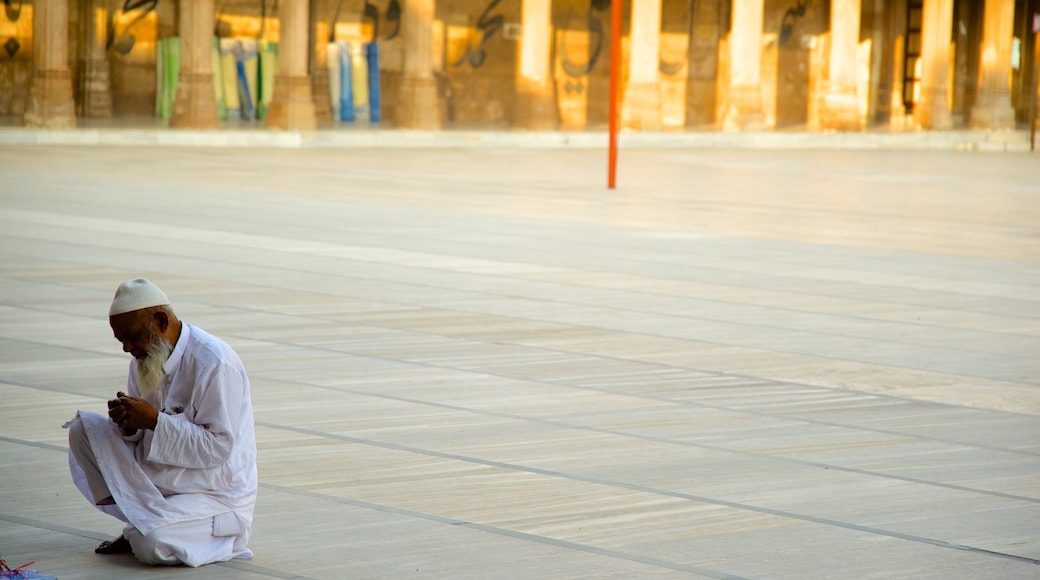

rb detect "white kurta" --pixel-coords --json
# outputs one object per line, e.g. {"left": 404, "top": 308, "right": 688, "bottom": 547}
{"left": 68, "top": 323, "right": 257, "bottom": 566}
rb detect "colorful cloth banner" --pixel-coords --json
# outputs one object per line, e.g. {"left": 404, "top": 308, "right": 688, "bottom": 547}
{"left": 235, "top": 39, "right": 259, "bottom": 121}
{"left": 257, "top": 40, "right": 278, "bottom": 121}
{"left": 326, "top": 42, "right": 342, "bottom": 120}
{"left": 350, "top": 41, "right": 370, "bottom": 122}
{"left": 219, "top": 38, "right": 243, "bottom": 120}
{"left": 326, "top": 40, "right": 382, "bottom": 123}
{"left": 155, "top": 37, "right": 180, "bottom": 121}
{"left": 367, "top": 42, "right": 381, "bottom": 122}
{"left": 337, "top": 41, "right": 354, "bottom": 122}
{"left": 212, "top": 37, "right": 227, "bottom": 120}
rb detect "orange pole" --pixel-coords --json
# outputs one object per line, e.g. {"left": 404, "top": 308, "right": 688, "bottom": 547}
{"left": 608, "top": 0, "right": 622, "bottom": 188}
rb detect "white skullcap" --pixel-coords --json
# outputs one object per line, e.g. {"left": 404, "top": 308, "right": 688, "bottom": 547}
{"left": 109, "top": 278, "right": 170, "bottom": 317}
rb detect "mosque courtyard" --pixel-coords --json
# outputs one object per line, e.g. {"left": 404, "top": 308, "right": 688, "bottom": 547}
{"left": 0, "top": 143, "right": 1038, "bottom": 578}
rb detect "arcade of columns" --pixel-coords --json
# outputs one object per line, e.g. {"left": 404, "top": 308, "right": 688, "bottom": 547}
{"left": 23, "top": 0, "right": 1023, "bottom": 132}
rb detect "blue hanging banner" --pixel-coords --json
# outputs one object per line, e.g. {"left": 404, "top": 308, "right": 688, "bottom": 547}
{"left": 234, "top": 40, "right": 257, "bottom": 121}
{"left": 367, "top": 42, "right": 381, "bottom": 123}
{"left": 220, "top": 38, "right": 243, "bottom": 120}
{"left": 349, "top": 41, "right": 370, "bottom": 121}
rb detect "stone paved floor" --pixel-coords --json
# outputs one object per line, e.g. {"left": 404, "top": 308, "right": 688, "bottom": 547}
{"left": 0, "top": 146, "right": 1038, "bottom": 579}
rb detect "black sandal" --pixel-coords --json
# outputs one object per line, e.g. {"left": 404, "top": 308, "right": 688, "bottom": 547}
{"left": 95, "top": 535, "right": 132, "bottom": 555}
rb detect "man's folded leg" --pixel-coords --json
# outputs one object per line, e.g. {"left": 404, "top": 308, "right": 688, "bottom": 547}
{"left": 123, "top": 518, "right": 236, "bottom": 567}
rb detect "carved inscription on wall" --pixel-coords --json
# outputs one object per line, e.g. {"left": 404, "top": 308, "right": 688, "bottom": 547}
{"left": 108, "top": 0, "right": 159, "bottom": 55}
{"left": 452, "top": 0, "right": 505, "bottom": 69}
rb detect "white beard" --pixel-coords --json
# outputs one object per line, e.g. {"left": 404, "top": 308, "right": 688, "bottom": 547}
{"left": 134, "top": 336, "right": 172, "bottom": 401}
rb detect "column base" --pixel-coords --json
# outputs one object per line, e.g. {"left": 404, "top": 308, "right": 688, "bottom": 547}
{"left": 818, "top": 86, "right": 863, "bottom": 131}
{"left": 970, "top": 90, "right": 1015, "bottom": 130}
{"left": 170, "top": 72, "right": 220, "bottom": 129}
{"left": 554, "top": 76, "right": 588, "bottom": 130}
{"left": 76, "top": 58, "right": 114, "bottom": 118}
{"left": 914, "top": 86, "right": 952, "bottom": 130}
{"left": 513, "top": 84, "right": 557, "bottom": 130}
{"left": 396, "top": 76, "right": 443, "bottom": 130}
{"left": 23, "top": 68, "right": 77, "bottom": 129}
{"left": 310, "top": 69, "right": 334, "bottom": 124}
{"left": 888, "top": 90, "right": 907, "bottom": 126}
{"left": 622, "top": 81, "right": 663, "bottom": 131}
{"left": 267, "top": 75, "right": 317, "bottom": 131}
{"left": 721, "top": 83, "right": 764, "bottom": 132}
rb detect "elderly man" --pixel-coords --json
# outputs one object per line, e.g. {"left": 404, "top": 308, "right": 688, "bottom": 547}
{"left": 65, "top": 278, "right": 257, "bottom": 566}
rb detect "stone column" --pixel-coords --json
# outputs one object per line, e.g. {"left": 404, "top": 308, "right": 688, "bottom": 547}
{"left": 267, "top": 0, "right": 317, "bottom": 130}
{"left": 513, "top": 0, "right": 556, "bottom": 129}
{"left": 686, "top": 0, "right": 722, "bottom": 127}
{"left": 886, "top": 0, "right": 908, "bottom": 124}
{"left": 169, "top": 0, "right": 219, "bottom": 129}
{"left": 722, "top": 0, "right": 765, "bottom": 131}
{"left": 310, "top": 6, "right": 333, "bottom": 123}
{"left": 914, "top": 0, "right": 953, "bottom": 129}
{"left": 820, "top": 0, "right": 863, "bottom": 130}
{"left": 622, "top": 0, "right": 663, "bottom": 130}
{"left": 970, "top": 0, "right": 1016, "bottom": 129}
{"left": 76, "top": 0, "right": 113, "bottom": 117}
{"left": 23, "top": 0, "right": 77, "bottom": 128}
{"left": 396, "top": 0, "right": 442, "bottom": 128}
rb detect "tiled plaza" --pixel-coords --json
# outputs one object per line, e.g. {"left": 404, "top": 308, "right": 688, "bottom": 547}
{"left": 1, "top": 142, "right": 1038, "bottom": 579}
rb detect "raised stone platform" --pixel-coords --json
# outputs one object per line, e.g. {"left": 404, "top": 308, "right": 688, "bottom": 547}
{"left": 0, "top": 124, "right": 1033, "bottom": 151}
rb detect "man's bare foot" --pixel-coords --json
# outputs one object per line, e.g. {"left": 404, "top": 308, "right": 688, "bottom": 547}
{"left": 95, "top": 535, "right": 132, "bottom": 555}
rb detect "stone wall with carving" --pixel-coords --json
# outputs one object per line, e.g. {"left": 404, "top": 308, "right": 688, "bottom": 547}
{"left": 440, "top": 0, "right": 516, "bottom": 127}
{"left": 0, "top": 2, "right": 33, "bottom": 117}
{"left": 767, "top": 0, "right": 827, "bottom": 129}
{"left": 0, "top": 0, "right": 1012, "bottom": 131}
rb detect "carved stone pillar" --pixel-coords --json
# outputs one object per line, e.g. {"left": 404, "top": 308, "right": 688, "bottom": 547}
{"left": 396, "top": 0, "right": 443, "bottom": 129}
{"left": 622, "top": 0, "right": 663, "bottom": 130}
{"left": 914, "top": 0, "right": 953, "bottom": 129}
{"left": 722, "top": 0, "right": 765, "bottom": 131}
{"left": 24, "top": 0, "right": 77, "bottom": 128}
{"left": 686, "top": 0, "right": 721, "bottom": 127}
{"left": 268, "top": 0, "right": 317, "bottom": 130}
{"left": 170, "top": 0, "right": 220, "bottom": 129}
{"left": 886, "top": 0, "right": 908, "bottom": 124}
{"left": 819, "top": 0, "right": 863, "bottom": 130}
{"left": 76, "top": 0, "right": 113, "bottom": 117}
{"left": 514, "top": 0, "right": 556, "bottom": 129}
{"left": 310, "top": 13, "right": 333, "bottom": 123}
{"left": 970, "top": 0, "right": 1015, "bottom": 129}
